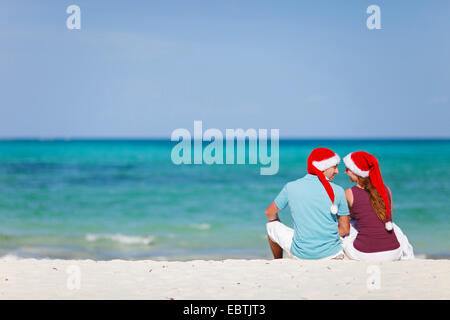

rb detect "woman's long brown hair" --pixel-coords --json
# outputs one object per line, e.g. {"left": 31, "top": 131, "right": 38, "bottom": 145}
{"left": 358, "top": 176, "right": 389, "bottom": 223}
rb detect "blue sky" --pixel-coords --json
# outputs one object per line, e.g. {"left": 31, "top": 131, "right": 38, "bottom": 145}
{"left": 1, "top": 0, "right": 449, "bottom": 138}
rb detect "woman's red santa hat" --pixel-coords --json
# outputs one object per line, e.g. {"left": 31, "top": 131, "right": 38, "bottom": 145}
{"left": 307, "top": 148, "right": 341, "bottom": 215}
{"left": 343, "top": 151, "right": 393, "bottom": 231}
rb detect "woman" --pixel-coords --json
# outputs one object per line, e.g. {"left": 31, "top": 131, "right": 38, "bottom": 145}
{"left": 341, "top": 151, "right": 413, "bottom": 262}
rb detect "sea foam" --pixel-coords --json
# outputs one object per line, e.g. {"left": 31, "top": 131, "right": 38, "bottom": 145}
{"left": 85, "top": 233, "right": 155, "bottom": 245}
{"left": 189, "top": 223, "right": 211, "bottom": 230}
{"left": 0, "top": 253, "right": 21, "bottom": 260}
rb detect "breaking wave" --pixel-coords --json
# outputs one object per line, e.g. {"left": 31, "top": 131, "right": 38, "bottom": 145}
{"left": 85, "top": 233, "right": 155, "bottom": 245}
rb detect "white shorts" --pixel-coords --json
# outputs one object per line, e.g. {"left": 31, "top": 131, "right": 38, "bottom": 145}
{"left": 342, "top": 239, "right": 402, "bottom": 262}
{"left": 266, "top": 221, "right": 344, "bottom": 260}
{"left": 341, "top": 219, "right": 412, "bottom": 262}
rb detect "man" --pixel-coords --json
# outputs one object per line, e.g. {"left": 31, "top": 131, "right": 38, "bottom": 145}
{"left": 266, "top": 148, "right": 350, "bottom": 260}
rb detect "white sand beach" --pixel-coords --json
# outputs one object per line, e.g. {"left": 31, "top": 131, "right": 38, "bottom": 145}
{"left": 0, "top": 258, "right": 448, "bottom": 300}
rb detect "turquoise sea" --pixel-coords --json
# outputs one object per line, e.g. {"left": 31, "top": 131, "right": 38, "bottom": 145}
{"left": 0, "top": 140, "right": 448, "bottom": 260}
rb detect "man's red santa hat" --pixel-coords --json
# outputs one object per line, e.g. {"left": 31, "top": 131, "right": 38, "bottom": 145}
{"left": 307, "top": 148, "right": 341, "bottom": 214}
{"left": 343, "top": 151, "right": 393, "bottom": 231}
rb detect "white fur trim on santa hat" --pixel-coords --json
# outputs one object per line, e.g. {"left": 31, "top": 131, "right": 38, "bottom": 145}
{"left": 343, "top": 153, "right": 369, "bottom": 177}
{"left": 312, "top": 154, "right": 341, "bottom": 171}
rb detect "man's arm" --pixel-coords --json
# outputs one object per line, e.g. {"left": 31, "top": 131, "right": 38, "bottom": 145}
{"left": 337, "top": 215, "right": 350, "bottom": 237}
{"left": 265, "top": 201, "right": 281, "bottom": 222}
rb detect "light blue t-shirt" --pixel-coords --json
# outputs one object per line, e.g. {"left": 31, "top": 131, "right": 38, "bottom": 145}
{"left": 274, "top": 174, "right": 350, "bottom": 259}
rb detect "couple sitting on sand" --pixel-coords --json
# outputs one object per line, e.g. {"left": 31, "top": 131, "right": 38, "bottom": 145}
{"left": 265, "top": 148, "right": 414, "bottom": 262}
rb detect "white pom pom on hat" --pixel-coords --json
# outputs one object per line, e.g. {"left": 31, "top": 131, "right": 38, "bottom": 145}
{"left": 330, "top": 204, "right": 338, "bottom": 215}
{"left": 385, "top": 221, "right": 393, "bottom": 231}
